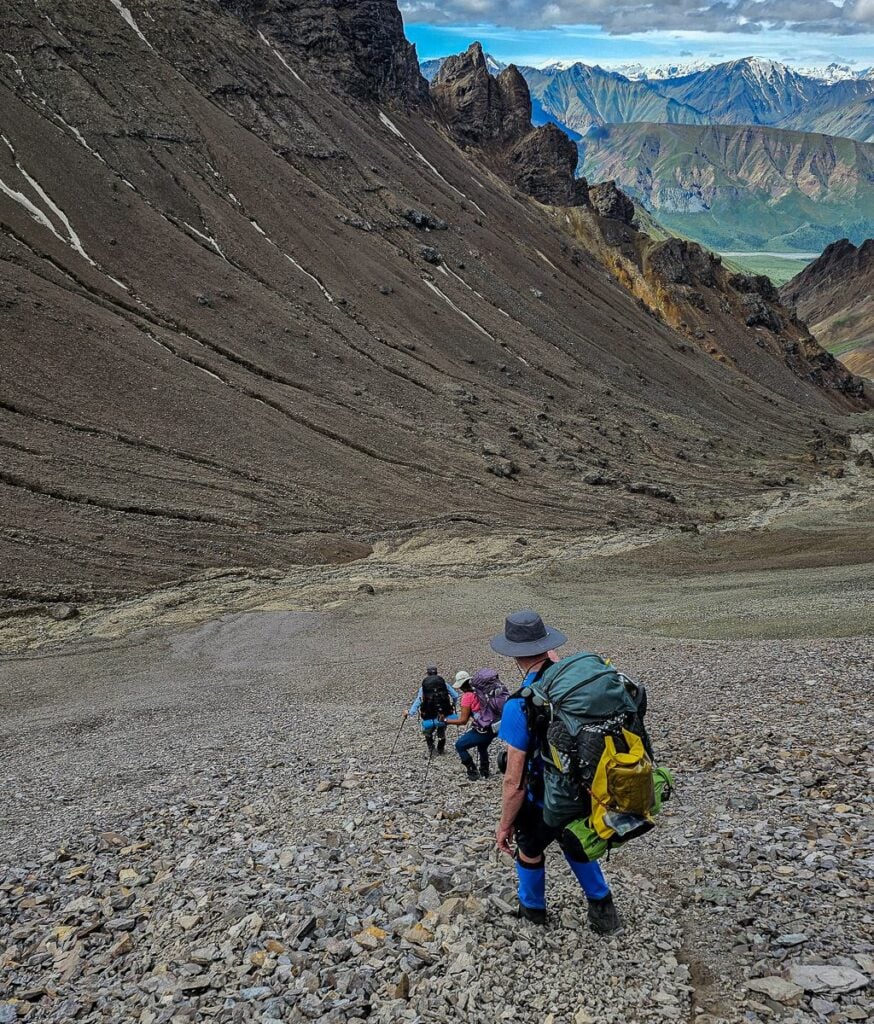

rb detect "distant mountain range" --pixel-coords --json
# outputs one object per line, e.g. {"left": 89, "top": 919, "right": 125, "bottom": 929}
{"left": 540, "top": 59, "right": 874, "bottom": 84}
{"left": 422, "top": 54, "right": 874, "bottom": 252}
{"left": 577, "top": 122, "right": 874, "bottom": 252}
{"left": 422, "top": 57, "right": 874, "bottom": 138}
{"left": 524, "top": 58, "right": 874, "bottom": 137}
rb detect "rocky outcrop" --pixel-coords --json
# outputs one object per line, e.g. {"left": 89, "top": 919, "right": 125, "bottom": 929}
{"left": 646, "top": 238, "right": 719, "bottom": 287}
{"left": 781, "top": 238, "right": 874, "bottom": 378}
{"left": 220, "top": 0, "right": 428, "bottom": 103}
{"left": 588, "top": 181, "right": 635, "bottom": 224}
{"left": 432, "top": 44, "right": 588, "bottom": 207}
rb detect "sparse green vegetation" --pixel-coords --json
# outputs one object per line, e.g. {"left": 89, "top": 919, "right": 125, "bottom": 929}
{"left": 578, "top": 122, "right": 874, "bottom": 254}
{"left": 720, "top": 252, "right": 815, "bottom": 285}
{"left": 825, "top": 337, "right": 866, "bottom": 356}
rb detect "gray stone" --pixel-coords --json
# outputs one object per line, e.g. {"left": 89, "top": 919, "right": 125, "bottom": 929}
{"left": 788, "top": 964, "right": 869, "bottom": 994}
{"left": 746, "top": 976, "right": 804, "bottom": 1004}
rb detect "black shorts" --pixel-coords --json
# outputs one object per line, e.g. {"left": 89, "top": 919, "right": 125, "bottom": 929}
{"left": 513, "top": 799, "right": 588, "bottom": 862}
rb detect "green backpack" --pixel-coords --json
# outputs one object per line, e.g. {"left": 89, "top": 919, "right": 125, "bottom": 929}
{"left": 525, "top": 652, "right": 655, "bottom": 828}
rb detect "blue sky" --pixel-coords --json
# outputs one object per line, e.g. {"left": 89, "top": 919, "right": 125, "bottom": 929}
{"left": 402, "top": 4, "right": 874, "bottom": 69}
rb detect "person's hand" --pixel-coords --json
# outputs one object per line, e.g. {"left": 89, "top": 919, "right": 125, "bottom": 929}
{"left": 496, "top": 822, "right": 515, "bottom": 856}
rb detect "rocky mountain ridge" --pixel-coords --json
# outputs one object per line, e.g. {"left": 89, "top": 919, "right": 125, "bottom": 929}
{"left": 556, "top": 183, "right": 862, "bottom": 398}
{"left": 424, "top": 48, "right": 865, "bottom": 402}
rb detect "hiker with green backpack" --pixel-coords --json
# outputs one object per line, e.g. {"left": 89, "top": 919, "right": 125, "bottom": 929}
{"left": 491, "top": 609, "right": 672, "bottom": 934}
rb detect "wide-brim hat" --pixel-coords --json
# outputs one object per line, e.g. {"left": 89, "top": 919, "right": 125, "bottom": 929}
{"left": 454, "top": 670, "right": 472, "bottom": 687}
{"left": 490, "top": 609, "right": 567, "bottom": 657}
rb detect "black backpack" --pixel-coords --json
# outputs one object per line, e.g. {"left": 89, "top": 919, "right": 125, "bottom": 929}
{"left": 421, "top": 674, "right": 452, "bottom": 718}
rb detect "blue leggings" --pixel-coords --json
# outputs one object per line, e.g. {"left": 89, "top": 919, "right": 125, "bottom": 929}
{"left": 455, "top": 728, "right": 494, "bottom": 769}
{"left": 514, "top": 799, "right": 611, "bottom": 908}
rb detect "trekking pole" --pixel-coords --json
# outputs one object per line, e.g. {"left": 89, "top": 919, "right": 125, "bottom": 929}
{"left": 422, "top": 743, "right": 434, "bottom": 786}
{"left": 390, "top": 714, "right": 408, "bottom": 757}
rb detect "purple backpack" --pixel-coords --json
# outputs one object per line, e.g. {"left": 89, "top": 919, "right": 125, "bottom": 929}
{"left": 470, "top": 669, "right": 510, "bottom": 729}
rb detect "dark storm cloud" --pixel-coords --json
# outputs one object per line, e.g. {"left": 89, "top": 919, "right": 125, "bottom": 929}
{"left": 399, "top": 1, "right": 874, "bottom": 35}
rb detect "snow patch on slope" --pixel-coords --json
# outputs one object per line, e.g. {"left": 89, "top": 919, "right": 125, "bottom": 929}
{"left": 378, "top": 111, "right": 487, "bottom": 217}
{"left": 52, "top": 114, "right": 107, "bottom": 164}
{"left": 423, "top": 279, "right": 494, "bottom": 340}
{"left": 182, "top": 221, "right": 226, "bottom": 260}
{"left": 244, "top": 216, "right": 334, "bottom": 303}
{"left": 18, "top": 167, "right": 96, "bottom": 266}
{"left": 4, "top": 53, "right": 25, "bottom": 83}
{"left": 108, "top": 0, "right": 153, "bottom": 49}
{"left": 286, "top": 255, "right": 334, "bottom": 303}
{"left": 258, "top": 31, "right": 305, "bottom": 84}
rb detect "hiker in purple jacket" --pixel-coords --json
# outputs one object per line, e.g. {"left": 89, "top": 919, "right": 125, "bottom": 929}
{"left": 442, "top": 669, "right": 509, "bottom": 781}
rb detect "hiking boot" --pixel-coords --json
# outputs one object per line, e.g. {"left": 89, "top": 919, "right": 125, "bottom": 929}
{"left": 436, "top": 739, "right": 446, "bottom": 755}
{"left": 517, "top": 903, "right": 547, "bottom": 926}
{"left": 587, "top": 894, "right": 623, "bottom": 936}
{"left": 479, "top": 765, "right": 490, "bottom": 779}
{"left": 465, "top": 763, "right": 480, "bottom": 781}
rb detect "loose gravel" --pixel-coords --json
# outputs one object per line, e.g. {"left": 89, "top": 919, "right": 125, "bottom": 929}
{"left": 1, "top": 604, "right": 871, "bottom": 1023}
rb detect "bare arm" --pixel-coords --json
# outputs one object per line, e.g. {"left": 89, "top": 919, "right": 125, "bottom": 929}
{"left": 496, "top": 745, "right": 527, "bottom": 855}
{"left": 443, "top": 705, "right": 472, "bottom": 726}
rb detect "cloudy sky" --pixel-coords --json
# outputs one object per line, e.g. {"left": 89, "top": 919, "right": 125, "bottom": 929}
{"left": 401, "top": 1, "right": 874, "bottom": 68}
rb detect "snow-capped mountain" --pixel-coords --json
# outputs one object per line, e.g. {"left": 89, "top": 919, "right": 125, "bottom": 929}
{"left": 649, "top": 57, "right": 874, "bottom": 127}
{"left": 802, "top": 63, "right": 860, "bottom": 83}
{"left": 605, "top": 60, "right": 713, "bottom": 81}
{"left": 539, "top": 57, "right": 873, "bottom": 86}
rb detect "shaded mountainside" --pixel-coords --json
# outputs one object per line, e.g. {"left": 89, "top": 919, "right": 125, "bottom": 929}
{"left": 521, "top": 64, "right": 706, "bottom": 137}
{"left": 577, "top": 122, "right": 874, "bottom": 252}
{"left": 0, "top": 3, "right": 868, "bottom": 609}
{"left": 781, "top": 240, "right": 874, "bottom": 379}
{"left": 783, "top": 94, "right": 874, "bottom": 144}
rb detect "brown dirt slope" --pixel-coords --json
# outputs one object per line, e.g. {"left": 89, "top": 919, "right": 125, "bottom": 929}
{"left": 0, "top": 1, "right": 869, "bottom": 609}
{"left": 781, "top": 238, "right": 874, "bottom": 380}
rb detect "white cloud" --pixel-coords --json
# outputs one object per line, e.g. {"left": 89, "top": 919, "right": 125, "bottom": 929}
{"left": 400, "top": 0, "right": 874, "bottom": 34}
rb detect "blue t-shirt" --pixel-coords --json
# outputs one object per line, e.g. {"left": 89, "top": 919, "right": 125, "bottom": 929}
{"left": 498, "top": 697, "right": 530, "bottom": 752}
{"left": 498, "top": 669, "right": 544, "bottom": 804}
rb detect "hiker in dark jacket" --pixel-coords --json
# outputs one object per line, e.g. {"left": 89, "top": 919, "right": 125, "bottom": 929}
{"left": 443, "top": 669, "right": 507, "bottom": 781}
{"left": 491, "top": 610, "right": 622, "bottom": 935}
{"left": 405, "top": 666, "right": 458, "bottom": 755}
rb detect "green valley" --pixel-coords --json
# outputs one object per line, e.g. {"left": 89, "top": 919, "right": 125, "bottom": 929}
{"left": 577, "top": 122, "right": 874, "bottom": 253}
